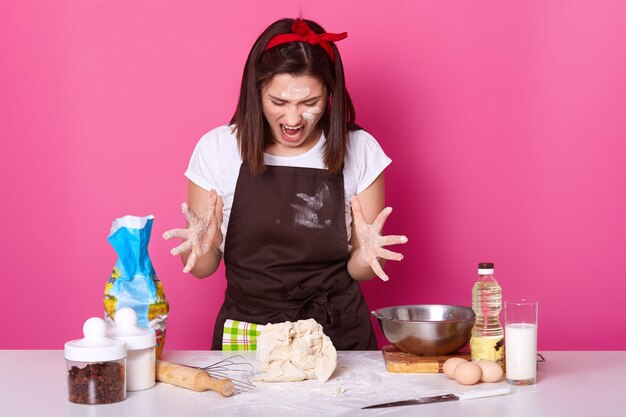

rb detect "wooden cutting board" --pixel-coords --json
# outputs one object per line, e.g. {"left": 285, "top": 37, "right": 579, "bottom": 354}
{"left": 382, "top": 345, "right": 471, "bottom": 373}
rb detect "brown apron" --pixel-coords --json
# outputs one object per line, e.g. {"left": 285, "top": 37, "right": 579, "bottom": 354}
{"left": 211, "top": 162, "right": 377, "bottom": 350}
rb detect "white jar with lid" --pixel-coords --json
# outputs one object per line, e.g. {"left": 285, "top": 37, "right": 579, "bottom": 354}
{"left": 64, "top": 317, "right": 127, "bottom": 404}
{"left": 107, "top": 307, "right": 156, "bottom": 391}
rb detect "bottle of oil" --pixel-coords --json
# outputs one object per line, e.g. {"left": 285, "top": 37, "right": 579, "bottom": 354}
{"left": 470, "top": 262, "right": 504, "bottom": 367}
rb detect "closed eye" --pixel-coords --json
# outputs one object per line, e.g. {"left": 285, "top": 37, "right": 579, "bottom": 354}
{"left": 273, "top": 100, "right": 318, "bottom": 107}
{"left": 268, "top": 94, "right": 323, "bottom": 107}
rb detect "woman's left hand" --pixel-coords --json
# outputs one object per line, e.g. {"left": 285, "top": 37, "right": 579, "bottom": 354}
{"left": 351, "top": 195, "right": 408, "bottom": 282}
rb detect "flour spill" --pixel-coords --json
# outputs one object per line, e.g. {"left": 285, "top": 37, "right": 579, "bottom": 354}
{"left": 291, "top": 183, "right": 332, "bottom": 229}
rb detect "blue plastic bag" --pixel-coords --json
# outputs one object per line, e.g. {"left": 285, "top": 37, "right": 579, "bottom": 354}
{"left": 104, "top": 215, "right": 169, "bottom": 358}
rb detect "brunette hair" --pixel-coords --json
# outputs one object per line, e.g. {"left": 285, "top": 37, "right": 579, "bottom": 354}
{"left": 230, "top": 18, "right": 358, "bottom": 175}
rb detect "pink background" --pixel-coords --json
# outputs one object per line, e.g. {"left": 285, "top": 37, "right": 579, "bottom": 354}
{"left": 2, "top": 1, "right": 625, "bottom": 351}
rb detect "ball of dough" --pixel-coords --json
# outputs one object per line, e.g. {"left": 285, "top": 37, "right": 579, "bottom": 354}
{"left": 255, "top": 319, "right": 337, "bottom": 383}
{"left": 442, "top": 357, "right": 468, "bottom": 379}
{"left": 477, "top": 360, "right": 503, "bottom": 382}
{"left": 453, "top": 362, "right": 482, "bottom": 385}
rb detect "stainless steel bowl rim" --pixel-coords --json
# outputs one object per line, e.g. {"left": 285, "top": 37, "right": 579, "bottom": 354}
{"left": 371, "top": 304, "right": 475, "bottom": 323}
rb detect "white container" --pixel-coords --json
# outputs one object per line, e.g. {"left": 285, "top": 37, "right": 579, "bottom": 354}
{"left": 64, "top": 317, "right": 127, "bottom": 404}
{"left": 107, "top": 307, "right": 156, "bottom": 391}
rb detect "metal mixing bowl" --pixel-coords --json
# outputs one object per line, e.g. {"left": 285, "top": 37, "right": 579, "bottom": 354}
{"left": 371, "top": 304, "right": 475, "bottom": 356}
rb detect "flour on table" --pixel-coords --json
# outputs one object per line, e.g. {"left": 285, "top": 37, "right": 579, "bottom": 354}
{"left": 255, "top": 319, "right": 337, "bottom": 382}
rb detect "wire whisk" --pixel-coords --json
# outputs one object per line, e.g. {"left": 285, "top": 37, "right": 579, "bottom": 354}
{"left": 199, "top": 355, "right": 256, "bottom": 395}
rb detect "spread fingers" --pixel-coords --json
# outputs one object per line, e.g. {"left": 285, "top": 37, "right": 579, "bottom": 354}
{"left": 205, "top": 189, "right": 218, "bottom": 220}
{"left": 170, "top": 240, "right": 192, "bottom": 256}
{"left": 162, "top": 228, "right": 188, "bottom": 240}
{"left": 379, "top": 235, "right": 409, "bottom": 246}
{"left": 371, "top": 207, "right": 393, "bottom": 234}
{"left": 350, "top": 196, "right": 367, "bottom": 224}
{"left": 183, "top": 251, "right": 197, "bottom": 273}
{"left": 371, "top": 259, "right": 389, "bottom": 282}
{"left": 181, "top": 202, "right": 200, "bottom": 223}
{"left": 376, "top": 247, "right": 404, "bottom": 262}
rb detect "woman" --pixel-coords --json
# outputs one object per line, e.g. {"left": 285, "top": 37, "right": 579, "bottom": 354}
{"left": 164, "top": 18, "right": 408, "bottom": 350}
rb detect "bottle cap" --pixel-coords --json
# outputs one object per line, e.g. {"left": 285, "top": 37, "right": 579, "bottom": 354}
{"left": 478, "top": 262, "right": 494, "bottom": 275}
{"left": 107, "top": 307, "right": 156, "bottom": 350}
{"left": 64, "top": 317, "right": 126, "bottom": 362}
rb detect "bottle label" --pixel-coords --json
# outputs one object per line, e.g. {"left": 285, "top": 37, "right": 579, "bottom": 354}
{"left": 470, "top": 336, "right": 505, "bottom": 366}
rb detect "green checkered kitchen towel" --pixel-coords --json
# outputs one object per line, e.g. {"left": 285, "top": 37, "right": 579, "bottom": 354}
{"left": 222, "top": 319, "right": 265, "bottom": 351}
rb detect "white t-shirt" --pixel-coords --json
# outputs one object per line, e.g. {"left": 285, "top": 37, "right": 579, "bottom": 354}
{"left": 185, "top": 125, "right": 391, "bottom": 252}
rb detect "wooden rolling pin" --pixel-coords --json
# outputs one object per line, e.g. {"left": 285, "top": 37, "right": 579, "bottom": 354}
{"left": 156, "top": 360, "right": 234, "bottom": 397}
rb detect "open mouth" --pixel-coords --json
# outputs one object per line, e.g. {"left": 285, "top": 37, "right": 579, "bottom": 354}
{"left": 281, "top": 124, "right": 304, "bottom": 139}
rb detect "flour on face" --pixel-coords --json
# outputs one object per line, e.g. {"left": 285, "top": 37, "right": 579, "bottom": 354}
{"left": 291, "top": 183, "right": 332, "bottom": 229}
{"left": 302, "top": 106, "right": 322, "bottom": 122}
{"left": 280, "top": 86, "right": 310, "bottom": 101}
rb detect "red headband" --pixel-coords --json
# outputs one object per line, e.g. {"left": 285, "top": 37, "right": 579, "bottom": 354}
{"left": 263, "top": 20, "right": 347, "bottom": 63}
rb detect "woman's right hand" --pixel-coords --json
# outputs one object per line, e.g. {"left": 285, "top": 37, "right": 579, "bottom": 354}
{"left": 163, "top": 189, "right": 218, "bottom": 273}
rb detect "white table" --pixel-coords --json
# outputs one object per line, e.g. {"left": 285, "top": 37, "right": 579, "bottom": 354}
{"left": 0, "top": 350, "right": 623, "bottom": 416}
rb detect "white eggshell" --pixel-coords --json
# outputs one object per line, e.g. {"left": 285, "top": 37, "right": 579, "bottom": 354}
{"left": 442, "top": 357, "right": 468, "bottom": 379}
{"left": 453, "top": 362, "right": 482, "bottom": 385}
{"left": 477, "top": 360, "right": 504, "bottom": 382}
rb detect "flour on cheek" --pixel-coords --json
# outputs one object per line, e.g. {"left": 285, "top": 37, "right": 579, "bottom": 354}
{"left": 302, "top": 106, "right": 322, "bottom": 122}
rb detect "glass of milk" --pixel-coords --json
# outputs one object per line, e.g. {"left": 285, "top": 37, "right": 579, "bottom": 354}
{"left": 504, "top": 300, "right": 538, "bottom": 385}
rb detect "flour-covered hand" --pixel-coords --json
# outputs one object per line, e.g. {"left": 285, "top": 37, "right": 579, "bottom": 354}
{"left": 163, "top": 189, "right": 218, "bottom": 273}
{"left": 351, "top": 195, "right": 408, "bottom": 282}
